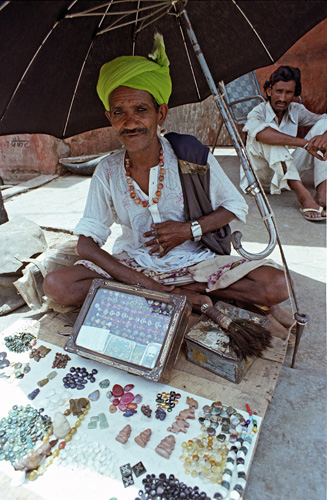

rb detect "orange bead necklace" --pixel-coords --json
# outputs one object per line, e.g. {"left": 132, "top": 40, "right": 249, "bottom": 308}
{"left": 125, "top": 148, "right": 165, "bottom": 208}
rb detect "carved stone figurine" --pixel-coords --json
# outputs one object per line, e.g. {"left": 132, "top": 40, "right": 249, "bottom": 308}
{"left": 176, "top": 408, "right": 195, "bottom": 420}
{"left": 115, "top": 424, "right": 132, "bottom": 444}
{"left": 69, "top": 397, "right": 89, "bottom": 416}
{"left": 155, "top": 434, "right": 176, "bottom": 459}
{"left": 167, "top": 419, "right": 190, "bottom": 434}
{"left": 134, "top": 428, "right": 152, "bottom": 447}
{"left": 53, "top": 412, "right": 71, "bottom": 439}
{"left": 186, "top": 396, "right": 199, "bottom": 409}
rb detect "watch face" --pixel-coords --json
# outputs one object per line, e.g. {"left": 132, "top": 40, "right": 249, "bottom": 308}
{"left": 191, "top": 221, "right": 202, "bottom": 240}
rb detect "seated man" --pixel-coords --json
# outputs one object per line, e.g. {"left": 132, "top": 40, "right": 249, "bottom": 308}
{"left": 241, "top": 65, "right": 327, "bottom": 221}
{"left": 44, "top": 34, "right": 289, "bottom": 326}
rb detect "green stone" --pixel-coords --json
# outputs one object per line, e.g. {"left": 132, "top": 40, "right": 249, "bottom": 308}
{"left": 99, "top": 379, "right": 110, "bottom": 388}
{"left": 87, "top": 421, "right": 97, "bottom": 429}
{"left": 90, "top": 416, "right": 99, "bottom": 422}
{"left": 99, "top": 421, "right": 109, "bottom": 430}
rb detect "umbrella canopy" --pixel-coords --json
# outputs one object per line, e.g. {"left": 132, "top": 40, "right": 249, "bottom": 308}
{"left": 0, "top": 0, "right": 326, "bottom": 139}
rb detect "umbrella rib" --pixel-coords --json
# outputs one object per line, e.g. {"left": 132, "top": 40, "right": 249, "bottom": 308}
{"left": 0, "top": 21, "right": 60, "bottom": 125}
{"left": 0, "top": 1, "right": 10, "bottom": 12}
{"left": 231, "top": 0, "right": 274, "bottom": 62}
{"left": 132, "top": 1, "right": 142, "bottom": 55}
{"left": 62, "top": 2, "right": 112, "bottom": 136}
{"left": 173, "top": 7, "right": 201, "bottom": 100}
{"left": 66, "top": 1, "right": 168, "bottom": 18}
{"left": 97, "top": 3, "right": 170, "bottom": 35}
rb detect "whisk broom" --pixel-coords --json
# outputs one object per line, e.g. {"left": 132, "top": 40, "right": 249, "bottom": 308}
{"left": 201, "top": 303, "right": 272, "bottom": 359}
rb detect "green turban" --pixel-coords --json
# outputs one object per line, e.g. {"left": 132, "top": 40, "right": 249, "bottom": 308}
{"left": 96, "top": 33, "right": 172, "bottom": 111}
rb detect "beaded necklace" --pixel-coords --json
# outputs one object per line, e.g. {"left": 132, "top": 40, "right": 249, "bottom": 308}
{"left": 125, "top": 148, "right": 165, "bottom": 208}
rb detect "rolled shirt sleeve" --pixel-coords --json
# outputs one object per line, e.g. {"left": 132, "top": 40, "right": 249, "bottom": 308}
{"left": 74, "top": 166, "right": 114, "bottom": 246}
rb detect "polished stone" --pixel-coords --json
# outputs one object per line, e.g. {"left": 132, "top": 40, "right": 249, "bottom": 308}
{"left": 88, "top": 390, "right": 100, "bottom": 402}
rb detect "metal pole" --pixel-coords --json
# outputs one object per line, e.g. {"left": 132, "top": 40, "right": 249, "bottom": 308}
{"left": 177, "top": 3, "right": 276, "bottom": 260}
{"left": 177, "top": 2, "right": 308, "bottom": 366}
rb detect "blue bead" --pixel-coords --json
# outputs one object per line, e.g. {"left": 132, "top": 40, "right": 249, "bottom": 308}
{"left": 76, "top": 384, "right": 84, "bottom": 390}
{"left": 90, "top": 377, "right": 96, "bottom": 383}
{"left": 70, "top": 367, "right": 76, "bottom": 372}
{"left": 91, "top": 369, "right": 98, "bottom": 374}
{"left": 64, "top": 383, "right": 70, "bottom": 388}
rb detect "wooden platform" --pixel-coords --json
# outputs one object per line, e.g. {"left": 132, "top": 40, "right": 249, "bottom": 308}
{"left": 29, "top": 310, "right": 289, "bottom": 418}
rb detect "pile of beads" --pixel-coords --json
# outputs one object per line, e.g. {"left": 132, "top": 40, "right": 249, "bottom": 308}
{"left": 180, "top": 436, "right": 229, "bottom": 483}
{"left": 52, "top": 353, "right": 71, "bottom": 369}
{"left": 56, "top": 434, "right": 115, "bottom": 478}
{"left": 156, "top": 390, "right": 181, "bottom": 412}
{"left": 136, "top": 472, "right": 211, "bottom": 500}
{"left": 4, "top": 332, "right": 36, "bottom": 353}
{"left": 0, "top": 404, "right": 52, "bottom": 465}
{"left": 179, "top": 402, "right": 258, "bottom": 499}
{"left": 62, "top": 366, "right": 98, "bottom": 390}
{"left": 26, "top": 402, "right": 90, "bottom": 481}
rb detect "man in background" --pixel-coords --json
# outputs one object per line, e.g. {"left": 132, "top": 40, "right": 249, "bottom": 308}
{"left": 241, "top": 65, "right": 327, "bottom": 221}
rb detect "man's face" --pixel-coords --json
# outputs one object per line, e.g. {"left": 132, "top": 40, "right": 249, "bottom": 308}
{"left": 266, "top": 80, "right": 296, "bottom": 116}
{"left": 106, "top": 86, "right": 168, "bottom": 153}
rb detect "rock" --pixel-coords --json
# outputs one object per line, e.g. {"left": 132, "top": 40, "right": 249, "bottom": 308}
{"left": 88, "top": 390, "right": 100, "bottom": 401}
{"left": 53, "top": 412, "right": 71, "bottom": 438}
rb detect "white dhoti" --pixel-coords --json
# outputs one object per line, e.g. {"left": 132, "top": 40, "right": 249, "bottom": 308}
{"left": 240, "top": 118, "right": 327, "bottom": 194}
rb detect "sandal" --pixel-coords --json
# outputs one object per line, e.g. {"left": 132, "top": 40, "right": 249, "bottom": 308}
{"left": 299, "top": 206, "right": 326, "bottom": 221}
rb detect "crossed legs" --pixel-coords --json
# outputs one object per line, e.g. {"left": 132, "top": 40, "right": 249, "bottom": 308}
{"left": 43, "top": 264, "right": 288, "bottom": 311}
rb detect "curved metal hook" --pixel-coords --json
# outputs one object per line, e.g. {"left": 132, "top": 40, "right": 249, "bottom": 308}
{"left": 232, "top": 189, "right": 277, "bottom": 260}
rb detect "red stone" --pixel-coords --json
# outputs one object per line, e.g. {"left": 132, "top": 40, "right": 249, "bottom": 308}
{"left": 118, "top": 403, "right": 127, "bottom": 412}
{"left": 112, "top": 398, "right": 120, "bottom": 406}
{"left": 112, "top": 384, "right": 124, "bottom": 397}
{"left": 127, "top": 402, "right": 138, "bottom": 410}
{"left": 58, "top": 441, "right": 66, "bottom": 449}
{"left": 120, "top": 392, "right": 134, "bottom": 405}
{"left": 124, "top": 384, "right": 134, "bottom": 392}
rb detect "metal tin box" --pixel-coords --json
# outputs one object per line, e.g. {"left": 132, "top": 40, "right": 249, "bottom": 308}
{"left": 185, "top": 301, "right": 271, "bottom": 383}
{"left": 64, "top": 279, "right": 192, "bottom": 383}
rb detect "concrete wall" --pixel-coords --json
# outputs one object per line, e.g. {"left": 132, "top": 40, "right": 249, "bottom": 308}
{"left": 0, "top": 19, "right": 325, "bottom": 182}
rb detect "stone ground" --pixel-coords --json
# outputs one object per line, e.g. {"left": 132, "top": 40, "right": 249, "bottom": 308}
{"left": 1, "top": 149, "right": 326, "bottom": 500}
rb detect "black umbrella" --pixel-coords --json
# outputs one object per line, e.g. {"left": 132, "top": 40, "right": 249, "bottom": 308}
{"left": 0, "top": 0, "right": 326, "bottom": 139}
{"left": 0, "top": 0, "right": 321, "bottom": 364}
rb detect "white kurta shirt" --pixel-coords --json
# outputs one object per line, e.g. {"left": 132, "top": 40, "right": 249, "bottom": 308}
{"left": 244, "top": 101, "right": 327, "bottom": 141}
{"left": 74, "top": 136, "right": 248, "bottom": 272}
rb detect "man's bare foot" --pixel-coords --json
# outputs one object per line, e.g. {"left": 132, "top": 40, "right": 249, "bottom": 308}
{"left": 299, "top": 197, "right": 326, "bottom": 219}
{"left": 288, "top": 179, "right": 326, "bottom": 219}
{"left": 314, "top": 180, "right": 326, "bottom": 209}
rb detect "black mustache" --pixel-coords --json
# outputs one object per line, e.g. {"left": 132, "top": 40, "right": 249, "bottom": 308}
{"left": 120, "top": 128, "right": 147, "bottom": 136}
{"left": 276, "top": 101, "right": 287, "bottom": 105}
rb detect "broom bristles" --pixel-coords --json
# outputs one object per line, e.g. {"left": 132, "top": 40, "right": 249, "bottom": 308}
{"left": 201, "top": 305, "right": 272, "bottom": 359}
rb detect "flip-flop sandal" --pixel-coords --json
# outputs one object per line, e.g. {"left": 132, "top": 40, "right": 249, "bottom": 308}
{"left": 300, "top": 206, "right": 327, "bottom": 221}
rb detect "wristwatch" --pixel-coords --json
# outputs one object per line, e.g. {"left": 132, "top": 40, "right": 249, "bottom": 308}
{"left": 191, "top": 221, "right": 202, "bottom": 242}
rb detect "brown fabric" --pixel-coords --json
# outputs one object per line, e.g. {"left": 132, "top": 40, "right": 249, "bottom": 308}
{"left": 178, "top": 164, "right": 231, "bottom": 255}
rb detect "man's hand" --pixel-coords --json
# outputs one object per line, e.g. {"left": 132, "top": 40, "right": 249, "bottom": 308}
{"left": 306, "top": 132, "right": 327, "bottom": 161}
{"left": 143, "top": 220, "right": 191, "bottom": 257}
